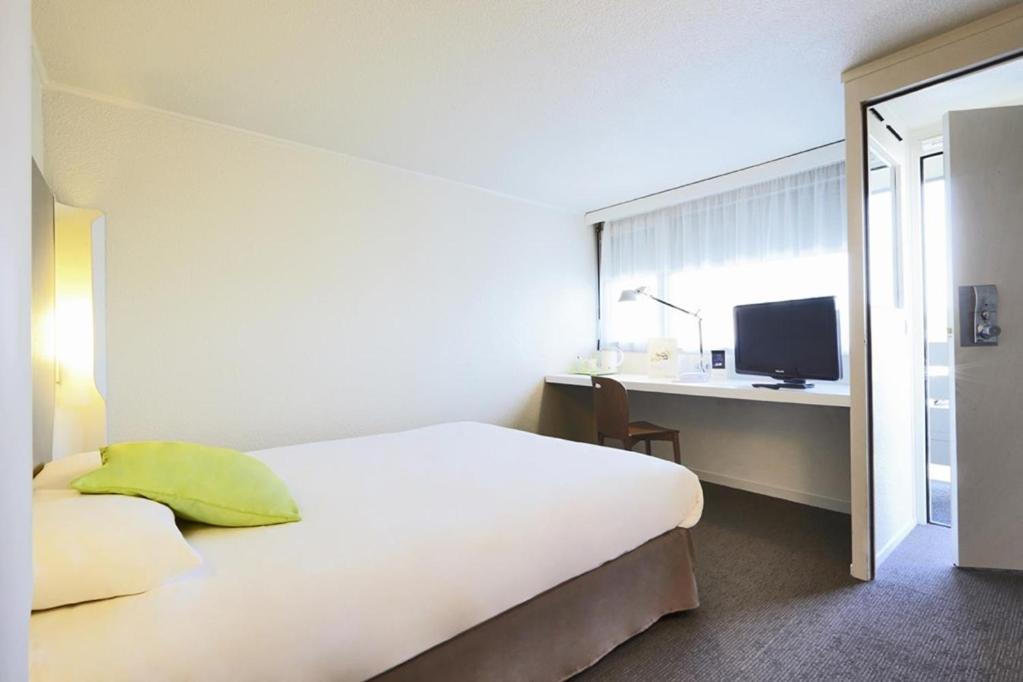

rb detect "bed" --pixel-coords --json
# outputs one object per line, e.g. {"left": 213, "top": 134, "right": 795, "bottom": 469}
{"left": 30, "top": 422, "right": 703, "bottom": 681}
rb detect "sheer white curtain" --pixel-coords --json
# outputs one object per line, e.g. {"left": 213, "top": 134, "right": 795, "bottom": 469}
{"left": 599, "top": 161, "right": 847, "bottom": 353}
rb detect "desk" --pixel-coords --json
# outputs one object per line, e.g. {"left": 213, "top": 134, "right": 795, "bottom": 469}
{"left": 544, "top": 373, "right": 850, "bottom": 408}
{"left": 544, "top": 372, "right": 851, "bottom": 512}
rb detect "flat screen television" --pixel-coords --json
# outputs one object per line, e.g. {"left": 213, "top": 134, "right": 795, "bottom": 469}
{"left": 734, "top": 296, "right": 841, "bottom": 389}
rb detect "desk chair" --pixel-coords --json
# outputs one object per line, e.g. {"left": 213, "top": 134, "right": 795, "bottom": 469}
{"left": 591, "top": 376, "right": 681, "bottom": 464}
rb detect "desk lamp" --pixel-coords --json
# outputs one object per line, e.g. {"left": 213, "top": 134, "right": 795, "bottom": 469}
{"left": 619, "top": 286, "right": 707, "bottom": 375}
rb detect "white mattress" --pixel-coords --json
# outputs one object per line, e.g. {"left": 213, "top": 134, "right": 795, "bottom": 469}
{"left": 30, "top": 422, "right": 703, "bottom": 681}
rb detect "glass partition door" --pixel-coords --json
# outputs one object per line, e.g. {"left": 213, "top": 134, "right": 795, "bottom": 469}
{"left": 921, "top": 152, "right": 951, "bottom": 526}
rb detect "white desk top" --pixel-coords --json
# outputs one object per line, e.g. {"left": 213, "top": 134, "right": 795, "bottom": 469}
{"left": 545, "top": 372, "right": 850, "bottom": 408}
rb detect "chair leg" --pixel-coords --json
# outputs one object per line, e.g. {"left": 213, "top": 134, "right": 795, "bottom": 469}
{"left": 644, "top": 440, "right": 652, "bottom": 455}
{"left": 623, "top": 438, "right": 634, "bottom": 452}
{"left": 597, "top": 433, "right": 605, "bottom": 447}
{"left": 671, "top": 433, "right": 681, "bottom": 464}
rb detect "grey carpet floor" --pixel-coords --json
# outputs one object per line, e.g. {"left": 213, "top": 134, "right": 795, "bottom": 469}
{"left": 576, "top": 483, "right": 1023, "bottom": 681}
{"left": 930, "top": 480, "right": 951, "bottom": 526}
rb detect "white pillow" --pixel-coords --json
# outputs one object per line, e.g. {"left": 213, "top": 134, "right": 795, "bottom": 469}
{"left": 33, "top": 489, "right": 202, "bottom": 611}
{"left": 33, "top": 450, "right": 102, "bottom": 490}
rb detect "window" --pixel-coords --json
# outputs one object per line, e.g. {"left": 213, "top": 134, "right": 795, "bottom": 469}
{"left": 868, "top": 152, "right": 903, "bottom": 309}
{"left": 599, "top": 162, "right": 848, "bottom": 355}
{"left": 921, "top": 153, "right": 948, "bottom": 345}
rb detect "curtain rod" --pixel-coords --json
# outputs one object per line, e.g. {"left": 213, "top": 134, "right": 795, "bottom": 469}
{"left": 588, "top": 140, "right": 845, "bottom": 215}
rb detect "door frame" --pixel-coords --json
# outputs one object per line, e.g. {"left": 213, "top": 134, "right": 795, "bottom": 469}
{"left": 842, "top": 5, "right": 1023, "bottom": 581}
{"left": 865, "top": 114, "right": 928, "bottom": 570}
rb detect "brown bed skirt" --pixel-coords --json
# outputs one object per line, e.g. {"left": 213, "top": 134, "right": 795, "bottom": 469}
{"left": 371, "top": 527, "right": 699, "bottom": 682}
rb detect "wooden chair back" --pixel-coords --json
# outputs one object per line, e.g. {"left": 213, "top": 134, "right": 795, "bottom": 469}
{"left": 591, "top": 376, "right": 630, "bottom": 440}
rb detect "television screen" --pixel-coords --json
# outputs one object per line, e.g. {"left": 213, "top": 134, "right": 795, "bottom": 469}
{"left": 734, "top": 296, "right": 841, "bottom": 382}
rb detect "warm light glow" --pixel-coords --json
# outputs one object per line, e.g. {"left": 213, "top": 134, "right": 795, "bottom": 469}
{"left": 55, "top": 205, "right": 99, "bottom": 399}
{"left": 55, "top": 295, "right": 94, "bottom": 382}
{"left": 32, "top": 305, "right": 56, "bottom": 367}
{"left": 53, "top": 203, "right": 107, "bottom": 454}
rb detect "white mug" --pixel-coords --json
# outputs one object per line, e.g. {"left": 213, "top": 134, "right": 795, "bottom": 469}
{"left": 597, "top": 348, "right": 624, "bottom": 372}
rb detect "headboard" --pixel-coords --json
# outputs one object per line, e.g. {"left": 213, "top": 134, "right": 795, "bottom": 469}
{"left": 31, "top": 161, "right": 55, "bottom": 472}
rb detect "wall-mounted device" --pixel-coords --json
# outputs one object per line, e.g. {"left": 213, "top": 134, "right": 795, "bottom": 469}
{"left": 710, "top": 349, "right": 727, "bottom": 380}
{"left": 959, "top": 284, "right": 1001, "bottom": 347}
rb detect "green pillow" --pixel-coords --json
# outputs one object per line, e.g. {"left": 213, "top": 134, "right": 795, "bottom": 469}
{"left": 72, "top": 441, "right": 300, "bottom": 527}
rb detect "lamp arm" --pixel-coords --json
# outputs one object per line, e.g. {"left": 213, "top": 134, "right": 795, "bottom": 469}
{"left": 641, "top": 292, "right": 701, "bottom": 319}
{"left": 641, "top": 291, "right": 707, "bottom": 373}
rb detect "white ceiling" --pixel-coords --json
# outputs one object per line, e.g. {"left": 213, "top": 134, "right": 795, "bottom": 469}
{"left": 33, "top": 0, "right": 1019, "bottom": 211}
{"left": 877, "top": 55, "right": 1023, "bottom": 133}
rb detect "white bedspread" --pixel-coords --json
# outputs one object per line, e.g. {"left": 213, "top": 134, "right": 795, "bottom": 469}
{"left": 30, "top": 422, "right": 703, "bottom": 681}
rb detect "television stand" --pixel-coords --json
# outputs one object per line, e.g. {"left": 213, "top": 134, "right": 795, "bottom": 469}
{"left": 752, "top": 378, "right": 814, "bottom": 390}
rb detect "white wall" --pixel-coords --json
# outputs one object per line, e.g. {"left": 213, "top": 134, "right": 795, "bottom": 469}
{"left": 0, "top": 1, "right": 33, "bottom": 678}
{"left": 31, "top": 45, "right": 45, "bottom": 175}
{"left": 42, "top": 88, "right": 595, "bottom": 451}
